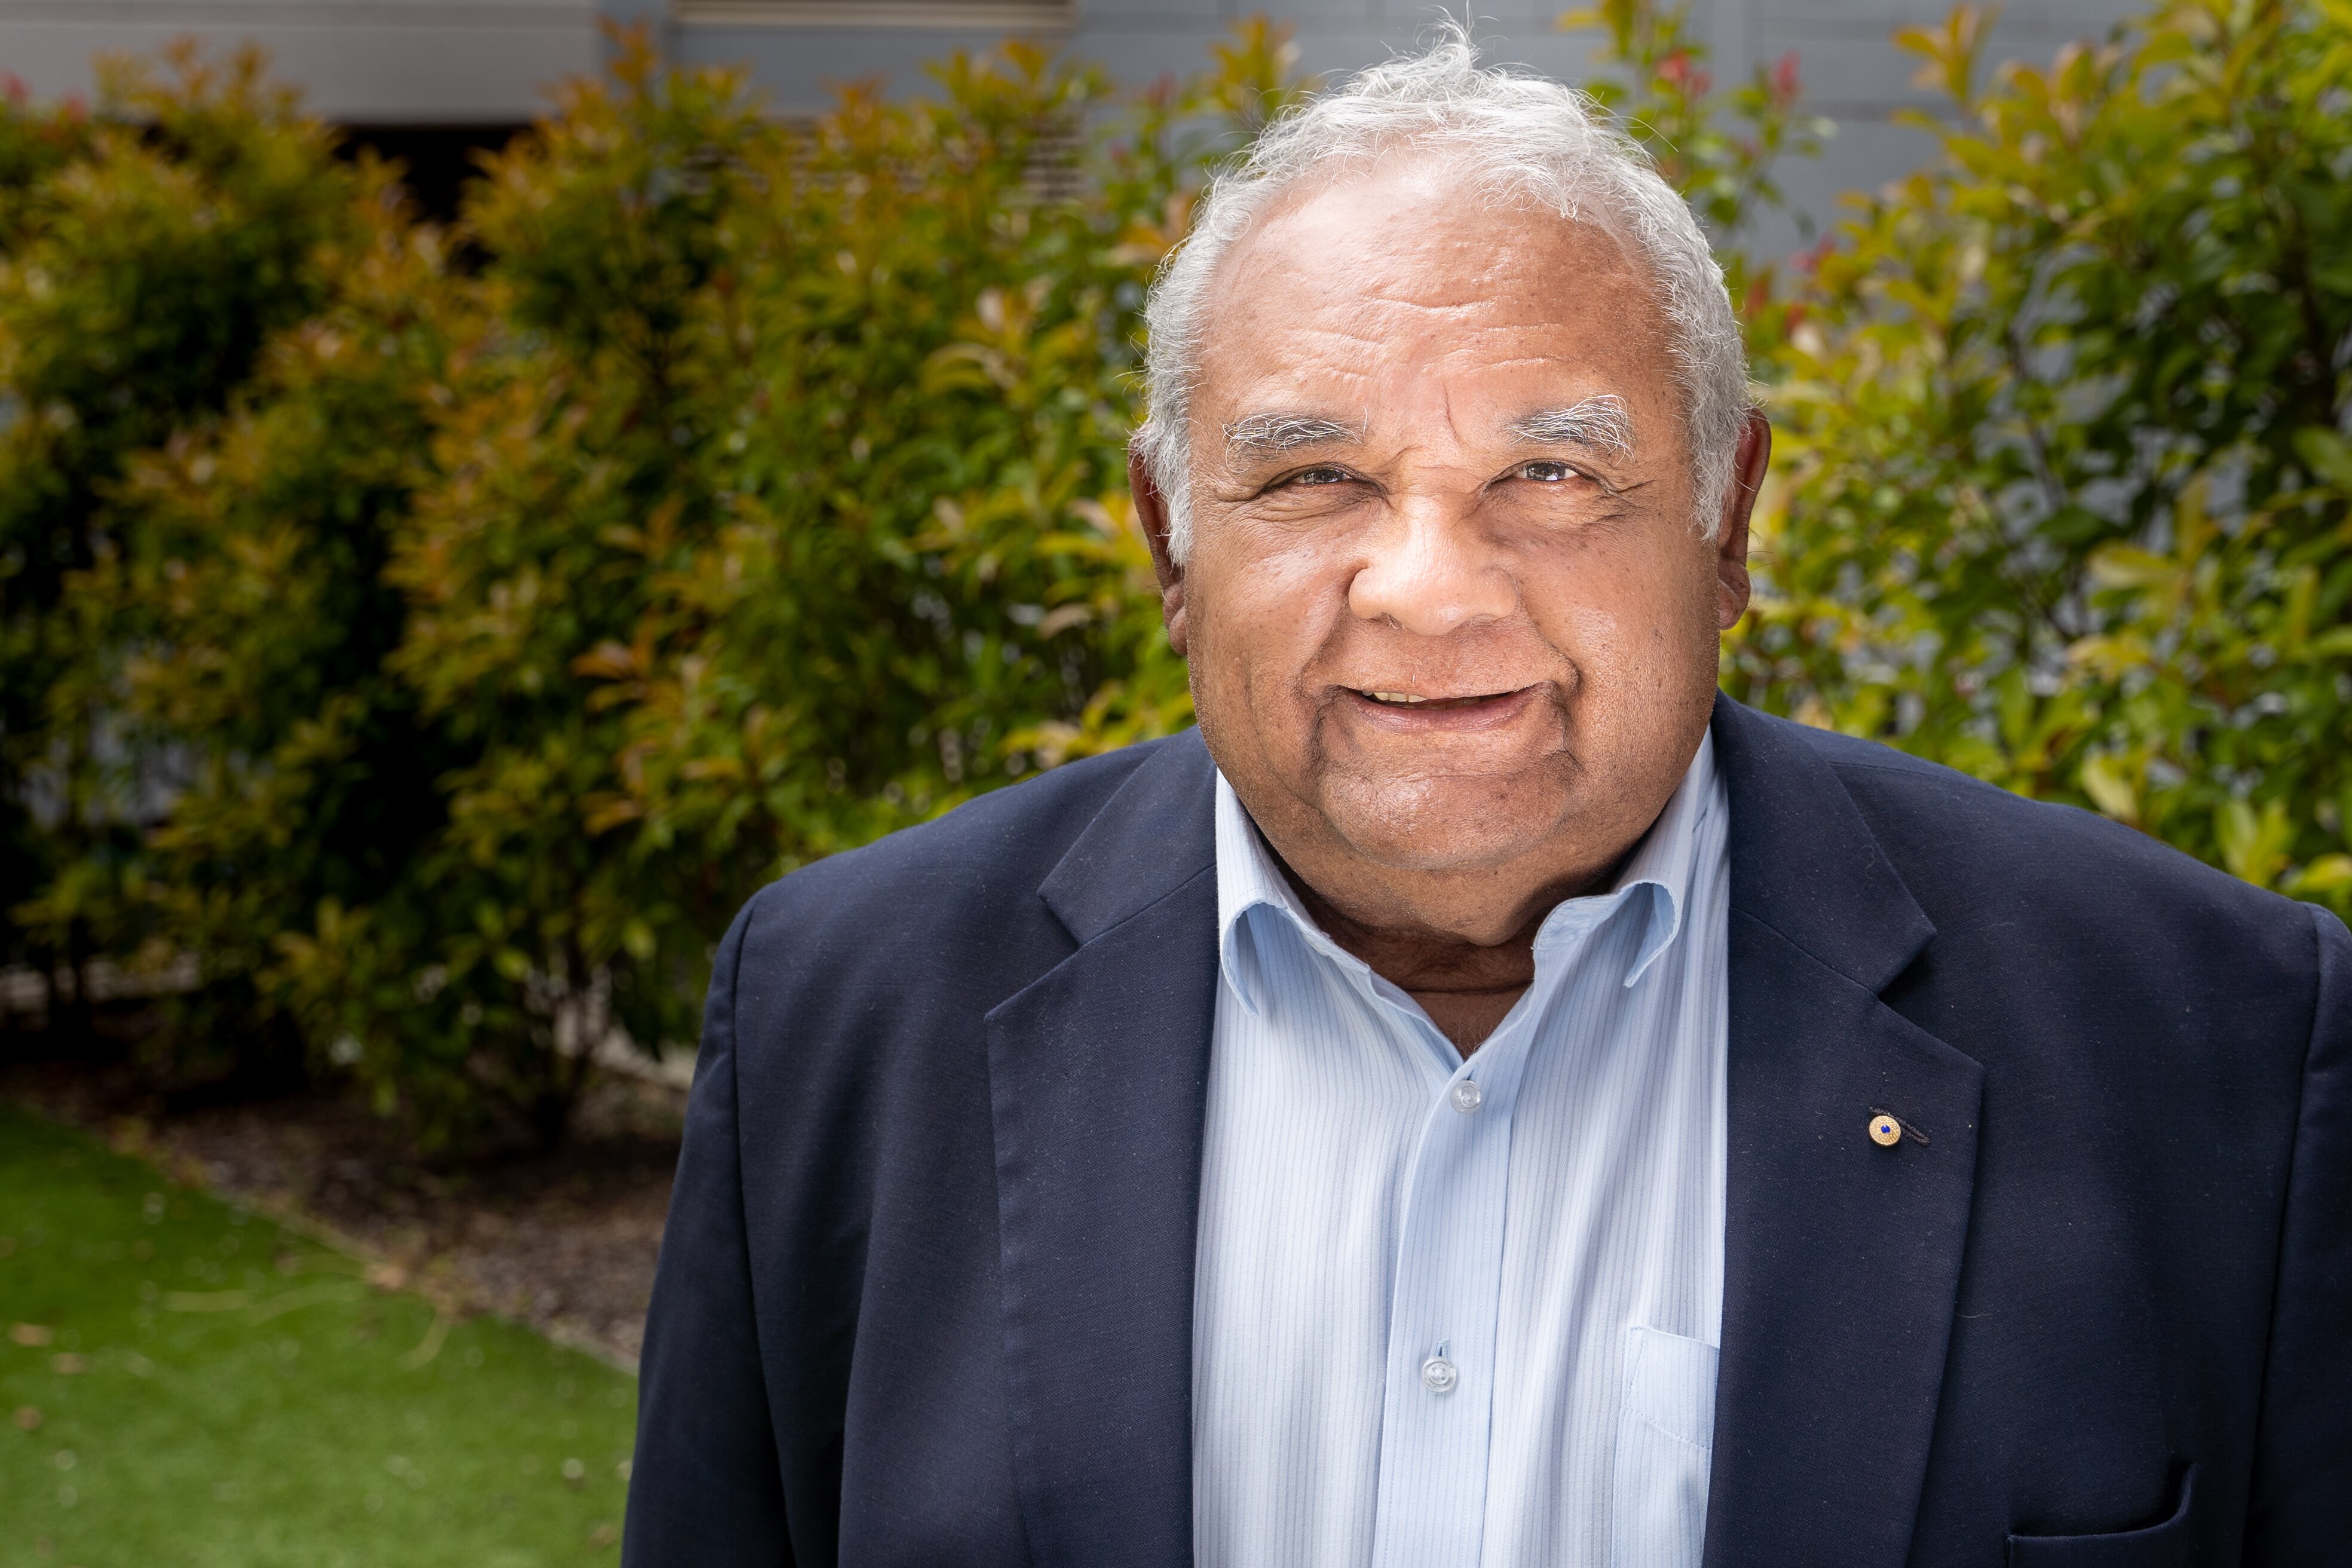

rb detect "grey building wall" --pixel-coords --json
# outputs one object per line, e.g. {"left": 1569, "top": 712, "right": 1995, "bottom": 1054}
{"left": 0, "top": 0, "right": 2145, "bottom": 247}
{"left": 0, "top": 3, "right": 603, "bottom": 123}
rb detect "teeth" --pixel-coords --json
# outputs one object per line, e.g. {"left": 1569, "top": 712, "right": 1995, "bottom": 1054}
{"left": 1366, "top": 690, "right": 1428, "bottom": 705}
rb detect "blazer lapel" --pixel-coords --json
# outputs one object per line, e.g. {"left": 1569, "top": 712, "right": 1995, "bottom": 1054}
{"left": 987, "top": 730, "right": 1219, "bottom": 1568}
{"left": 1704, "top": 697, "right": 1986, "bottom": 1568}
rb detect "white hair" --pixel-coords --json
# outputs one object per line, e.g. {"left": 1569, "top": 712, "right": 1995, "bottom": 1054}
{"left": 1135, "top": 30, "right": 1751, "bottom": 560}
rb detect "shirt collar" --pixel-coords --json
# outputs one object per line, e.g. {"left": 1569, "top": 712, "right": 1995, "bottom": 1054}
{"left": 1213, "top": 770, "right": 1327, "bottom": 1015}
{"left": 1570, "top": 727, "right": 1717, "bottom": 989}
{"left": 1214, "top": 730, "right": 1719, "bottom": 1013}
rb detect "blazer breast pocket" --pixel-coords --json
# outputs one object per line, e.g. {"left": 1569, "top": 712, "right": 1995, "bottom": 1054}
{"left": 1609, "top": 1325, "right": 1718, "bottom": 1568}
{"left": 2006, "top": 1466, "right": 2195, "bottom": 1568}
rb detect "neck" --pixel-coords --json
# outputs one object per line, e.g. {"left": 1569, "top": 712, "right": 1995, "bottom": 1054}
{"left": 1274, "top": 846, "right": 1634, "bottom": 1056}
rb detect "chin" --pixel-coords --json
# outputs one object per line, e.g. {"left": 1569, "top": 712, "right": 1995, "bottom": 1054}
{"left": 1316, "top": 769, "right": 1574, "bottom": 874}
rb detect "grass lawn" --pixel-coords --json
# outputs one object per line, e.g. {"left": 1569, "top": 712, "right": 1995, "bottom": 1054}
{"left": 0, "top": 1103, "right": 638, "bottom": 1567}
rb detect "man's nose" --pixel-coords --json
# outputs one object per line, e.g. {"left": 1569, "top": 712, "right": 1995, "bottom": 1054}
{"left": 1346, "top": 501, "right": 1516, "bottom": 637}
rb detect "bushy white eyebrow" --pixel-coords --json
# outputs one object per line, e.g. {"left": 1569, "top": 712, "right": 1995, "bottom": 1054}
{"left": 1506, "top": 394, "right": 1634, "bottom": 456}
{"left": 1223, "top": 412, "right": 1363, "bottom": 461}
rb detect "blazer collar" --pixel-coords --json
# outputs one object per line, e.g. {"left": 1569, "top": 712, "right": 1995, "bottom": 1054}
{"left": 1037, "top": 728, "right": 1218, "bottom": 944}
{"left": 1704, "top": 694, "right": 1984, "bottom": 1568}
{"left": 1710, "top": 694, "right": 1935, "bottom": 991}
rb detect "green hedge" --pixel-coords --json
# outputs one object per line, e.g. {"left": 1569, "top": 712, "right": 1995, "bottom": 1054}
{"left": 0, "top": 29, "right": 1305, "bottom": 1146}
{"left": 1729, "top": 0, "right": 2352, "bottom": 907}
{"left": 2, "top": 1, "right": 2344, "bottom": 1149}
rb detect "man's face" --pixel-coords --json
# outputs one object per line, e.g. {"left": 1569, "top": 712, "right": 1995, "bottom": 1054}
{"left": 1150, "top": 159, "right": 1754, "bottom": 930}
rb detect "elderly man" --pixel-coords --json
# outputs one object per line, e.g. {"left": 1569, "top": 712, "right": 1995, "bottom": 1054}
{"left": 622, "top": 37, "right": 2350, "bottom": 1568}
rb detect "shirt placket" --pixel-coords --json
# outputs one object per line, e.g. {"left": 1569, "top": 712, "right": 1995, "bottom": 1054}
{"left": 1362, "top": 899, "right": 1617, "bottom": 1568}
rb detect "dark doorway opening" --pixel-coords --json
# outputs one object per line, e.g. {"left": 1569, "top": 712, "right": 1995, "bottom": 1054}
{"left": 335, "top": 124, "right": 526, "bottom": 225}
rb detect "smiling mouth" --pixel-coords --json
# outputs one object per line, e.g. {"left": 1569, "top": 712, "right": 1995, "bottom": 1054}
{"left": 1355, "top": 687, "right": 1527, "bottom": 710}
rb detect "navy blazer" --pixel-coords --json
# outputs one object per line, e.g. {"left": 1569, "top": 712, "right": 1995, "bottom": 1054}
{"left": 623, "top": 696, "right": 2351, "bottom": 1567}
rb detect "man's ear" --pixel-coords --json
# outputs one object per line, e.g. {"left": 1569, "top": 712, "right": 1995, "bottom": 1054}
{"left": 1714, "top": 408, "right": 1770, "bottom": 632}
{"left": 1130, "top": 445, "right": 1190, "bottom": 657}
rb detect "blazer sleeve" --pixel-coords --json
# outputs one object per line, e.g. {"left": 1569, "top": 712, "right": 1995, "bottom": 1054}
{"left": 2244, "top": 904, "right": 2352, "bottom": 1563}
{"left": 623, "top": 897, "right": 795, "bottom": 1567}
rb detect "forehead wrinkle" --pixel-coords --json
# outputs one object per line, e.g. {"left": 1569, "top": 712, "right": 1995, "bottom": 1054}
{"left": 1345, "top": 287, "right": 1509, "bottom": 319}
{"left": 1203, "top": 321, "right": 1387, "bottom": 383}
{"left": 1208, "top": 370, "right": 1374, "bottom": 436}
{"left": 1257, "top": 246, "right": 1640, "bottom": 330}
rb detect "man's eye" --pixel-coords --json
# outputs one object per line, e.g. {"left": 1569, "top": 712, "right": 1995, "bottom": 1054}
{"left": 1516, "top": 460, "right": 1582, "bottom": 483}
{"left": 1287, "top": 466, "right": 1352, "bottom": 486}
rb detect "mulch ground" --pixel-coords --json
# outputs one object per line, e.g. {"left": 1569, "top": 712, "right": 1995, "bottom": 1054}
{"left": 0, "top": 1045, "right": 682, "bottom": 1370}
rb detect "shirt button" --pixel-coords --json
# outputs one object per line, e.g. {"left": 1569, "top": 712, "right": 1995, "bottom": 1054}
{"left": 1869, "top": 1113, "right": 1902, "bottom": 1147}
{"left": 1449, "top": 1079, "right": 1483, "bottom": 1114}
{"left": 1420, "top": 1355, "right": 1458, "bottom": 1394}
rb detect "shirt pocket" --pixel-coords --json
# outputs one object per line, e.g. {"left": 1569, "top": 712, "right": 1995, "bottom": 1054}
{"left": 1609, "top": 1325, "right": 1719, "bottom": 1568}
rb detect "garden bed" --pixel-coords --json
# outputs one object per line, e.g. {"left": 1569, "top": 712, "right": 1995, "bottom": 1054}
{"left": 0, "top": 1055, "right": 682, "bottom": 1369}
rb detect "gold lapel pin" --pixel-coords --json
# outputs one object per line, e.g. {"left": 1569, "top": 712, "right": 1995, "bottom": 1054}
{"left": 1868, "top": 1113, "right": 1903, "bottom": 1147}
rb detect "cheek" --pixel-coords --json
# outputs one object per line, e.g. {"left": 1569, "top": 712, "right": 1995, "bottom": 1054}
{"left": 1518, "top": 536, "right": 1717, "bottom": 683}
{"left": 1190, "top": 529, "right": 1353, "bottom": 685}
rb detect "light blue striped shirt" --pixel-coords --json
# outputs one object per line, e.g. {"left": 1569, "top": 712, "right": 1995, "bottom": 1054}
{"left": 1192, "top": 735, "right": 1729, "bottom": 1568}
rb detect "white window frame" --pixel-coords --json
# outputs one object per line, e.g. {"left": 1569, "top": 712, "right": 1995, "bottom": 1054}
{"left": 674, "top": 1, "right": 1075, "bottom": 27}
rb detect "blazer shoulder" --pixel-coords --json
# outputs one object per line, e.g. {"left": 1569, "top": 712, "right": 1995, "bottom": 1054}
{"left": 708, "top": 734, "right": 1209, "bottom": 1107}
{"left": 1787, "top": 720, "right": 2317, "bottom": 966}
{"left": 741, "top": 737, "right": 1167, "bottom": 941}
